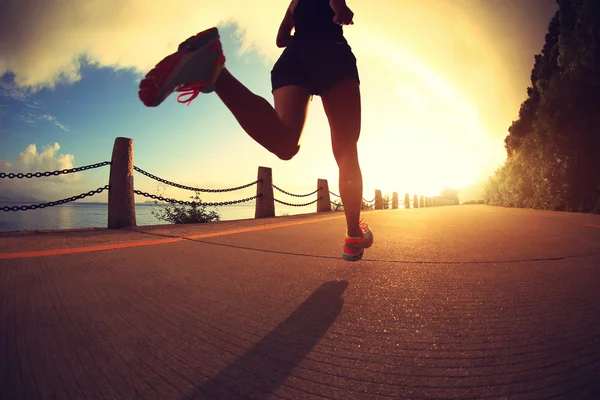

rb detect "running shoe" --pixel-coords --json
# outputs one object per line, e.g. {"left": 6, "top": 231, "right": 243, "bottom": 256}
{"left": 138, "top": 27, "right": 226, "bottom": 107}
{"left": 342, "top": 220, "right": 374, "bottom": 261}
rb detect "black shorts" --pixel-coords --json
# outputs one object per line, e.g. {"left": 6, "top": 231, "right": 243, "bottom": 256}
{"left": 271, "top": 40, "right": 360, "bottom": 96}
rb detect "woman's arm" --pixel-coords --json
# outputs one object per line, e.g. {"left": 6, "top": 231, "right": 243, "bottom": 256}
{"left": 330, "top": 0, "right": 354, "bottom": 25}
{"left": 276, "top": 1, "right": 295, "bottom": 48}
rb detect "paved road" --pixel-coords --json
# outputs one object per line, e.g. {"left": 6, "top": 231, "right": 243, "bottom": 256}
{"left": 1, "top": 205, "right": 600, "bottom": 400}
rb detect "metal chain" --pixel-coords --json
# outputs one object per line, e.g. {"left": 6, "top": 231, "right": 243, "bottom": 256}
{"left": 363, "top": 197, "right": 375, "bottom": 203}
{"left": 0, "top": 185, "right": 110, "bottom": 212}
{"left": 133, "top": 166, "right": 260, "bottom": 193}
{"left": 134, "top": 189, "right": 262, "bottom": 207}
{"left": 272, "top": 184, "right": 321, "bottom": 198}
{"left": 0, "top": 161, "right": 111, "bottom": 179}
{"left": 274, "top": 197, "right": 321, "bottom": 207}
{"left": 329, "top": 191, "right": 340, "bottom": 198}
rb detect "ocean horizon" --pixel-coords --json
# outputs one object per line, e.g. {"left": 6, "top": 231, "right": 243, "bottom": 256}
{"left": 0, "top": 201, "right": 316, "bottom": 233}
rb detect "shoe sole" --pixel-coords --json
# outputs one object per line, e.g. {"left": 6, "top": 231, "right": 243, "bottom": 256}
{"left": 138, "top": 27, "right": 224, "bottom": 107}
{"left": 342, "top": 250, "right": 364, "bottom": 262}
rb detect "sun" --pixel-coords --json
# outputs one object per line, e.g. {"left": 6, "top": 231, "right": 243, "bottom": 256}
{"left": 343, "top": 33, "right": 497, "bottom": 198}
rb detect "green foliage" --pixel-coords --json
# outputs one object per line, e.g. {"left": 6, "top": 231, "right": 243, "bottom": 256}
{"left": 382, "top": 194, "right": 391, "bottom": 209}
{"left": 331, "top": 199, "right": 344, "bottom": 211}
{"left": 151, "top": 189, "right": 220, "bottom": 224}
{"left": 486, "top": 1, "right": 600, "bottom": 213}
{"left": 462, "top": 200, "right": 485, "bottom": 205}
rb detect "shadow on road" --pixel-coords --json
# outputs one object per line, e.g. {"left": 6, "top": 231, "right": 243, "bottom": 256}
{"left": 186, "top": 279, "right": 349, "bottom": 400}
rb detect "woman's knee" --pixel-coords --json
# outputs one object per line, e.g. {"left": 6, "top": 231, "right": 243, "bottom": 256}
{"left": 332, "top": 140, "right": 358, "bottom": 164}
{"left": 276, "top": 144, "right": 301, "bottom": 161}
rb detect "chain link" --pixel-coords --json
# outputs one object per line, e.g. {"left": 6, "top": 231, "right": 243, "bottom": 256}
{"left": 272, "top": 184, "right": 321, "bottom": 198}
{"left": 329, "top": 191, "right": 340, "bottom": 198}
{"left": 1, "top": 185, "right": 110, "bottom": 212}
{"left": 363, "top": 197, "right": 375, "bottom": 203}
{"left": 133, "top": 166, "right": 260, "bottom": 193}
{"left": 0, "top": 161, "right": 110, "bottom": 179}
{"left": 274, "top": 197, "right": 321, "bottom": 207}
{"left": 134, "top": 189, "right": 261, "bottom": 207}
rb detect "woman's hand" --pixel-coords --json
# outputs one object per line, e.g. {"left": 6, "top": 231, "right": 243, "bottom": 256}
{"left": 330, "top": 0, "right": 354, "bottom": 25}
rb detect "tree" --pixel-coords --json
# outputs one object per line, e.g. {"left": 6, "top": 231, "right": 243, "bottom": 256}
{"left": 486, "top": 1, "right": 600, "bottom": 213}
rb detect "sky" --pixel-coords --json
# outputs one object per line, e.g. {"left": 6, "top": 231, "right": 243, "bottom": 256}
{"left": 0, "top": 0, "right": 558, "bottom": 205}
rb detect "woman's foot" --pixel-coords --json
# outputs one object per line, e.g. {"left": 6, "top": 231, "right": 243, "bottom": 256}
{"left": 342, "top": 220, "right": 373, "bottom": 261}
{"left": 138, "top": 27, "right": 226, "bottom": 107}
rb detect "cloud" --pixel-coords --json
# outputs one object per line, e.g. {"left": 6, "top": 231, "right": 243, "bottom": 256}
{"left": 0, "top": 0, "right": 557, "bottom": 191}
{"left": 0, "top": 0, "right": 287, "bottom": 89}
{"left": 38, "top": 114, "right": 69, "bottom": 131}
{"left": 0, "top": 78, "right": 69, "bottom": 131}
{"left": 0, "top": 78, "right": 32, "bottom": 100}
{"left": 0, "top": 143, "right": 82, "bottom": 202}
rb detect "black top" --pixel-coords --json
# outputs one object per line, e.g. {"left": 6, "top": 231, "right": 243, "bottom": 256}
{"left": 292, "top": 0, "right": 346, "bottom": 44}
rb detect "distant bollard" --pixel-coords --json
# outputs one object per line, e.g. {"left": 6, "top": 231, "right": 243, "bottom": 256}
{"left": 392, "top": 192, "right": 398, "bottom": 209}
{"left": 375, "top": 190, "right": 383, "bottom": 209}
{"left": 255, "top": 166, "right": 275, "bottom": 218}
{"left": 413, "top": 194, "right": 419, "bottom": 208}
{"left": 420, "top": 195, "right": 424, "bottom": 208}
{"left": 108, "top": 137, "right": 136, "bottom": 229}
{"left": 317, "top": 178, "right": 331, "bottom": 212}
{"left": 404, "top": 193, "right": 410, "bottom": 209}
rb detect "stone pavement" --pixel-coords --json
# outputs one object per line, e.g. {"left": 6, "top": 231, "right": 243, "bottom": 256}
{"left": 1, "top": 205, "right": 599, "bottom": 399}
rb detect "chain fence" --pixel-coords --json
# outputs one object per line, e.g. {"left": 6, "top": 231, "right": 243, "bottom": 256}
{"left": 0, "top": 160, "right": 385, "bottom": 214}
{"left": 133, "top": 190, "right": 261, "bottom": 207}
{"left": 272, "top": 184, "right": 320, "bottom": 198}
{"left": 0, "top": 162, "right": 112, "bottom": 212}
{"left": 271, "top": 182, "right": 323, "bottom": 208}
{"left": 0, "top": 186, "right": 110, "bottom": 212}
{"left": 274, "top": 197, "right": 321, "bottom": 207}
{"left": 134, "top": 166, "right": 260, "bottom": 193}
{"left": 0, "top": 161, "right": 111, "bottom": 180}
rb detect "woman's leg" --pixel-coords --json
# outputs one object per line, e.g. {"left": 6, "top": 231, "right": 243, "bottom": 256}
{"left": 320, "top": 79, "right": 364, "bottom": 238}
{"left": 139, "top": 27, "right": 311, "bottom": 161}
{"left": 214, "top": 69, "right": 311, "bottom": 160}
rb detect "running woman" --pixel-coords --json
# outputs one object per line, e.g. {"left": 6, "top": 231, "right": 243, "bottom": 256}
{"left": 138, "top": 0, "right": 373, "bottom": 261}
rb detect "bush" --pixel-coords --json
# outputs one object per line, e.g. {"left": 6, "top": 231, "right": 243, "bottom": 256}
{"left": 151, "top": 190, "right": 220, "bottom": 224}
{"left": 382, "top": 194, "right": 391, "bottom": 209}
{"left": 331, "top": 199, "right": 344, "bottom": 211}
{"left": 462, "top": 200, "right": 485, "bottom": 205}
{"left": 361, "top": 200, "right": 374, "bottom": 211}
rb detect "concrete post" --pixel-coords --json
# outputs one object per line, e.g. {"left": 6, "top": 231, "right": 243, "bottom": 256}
{"left": 404, "top": 193, "right": 410, "bottom": 209}
{"left": 413, "top": 194, "right": 419, "bottom": 208}
{"left": 317, "top": 179, "right": 331, "bottom": 212}
{"left": 392, "top": 192, "right": 398, "bottom": 209}
{"left": 374, "top": 190, "right": 382, "bottom": 210}
{"left": 255, "top": 166, "right": 275, "bottom": 218}
{"left": 108, "top": 137, "right": 136, "bottom": 229}
{"left": 420, "top": 195, "right": 424, "bottom": 208}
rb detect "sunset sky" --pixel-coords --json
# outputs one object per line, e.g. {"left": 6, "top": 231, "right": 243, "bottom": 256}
{"left": 0, "top": 0, "right": 558, "bottom": 204}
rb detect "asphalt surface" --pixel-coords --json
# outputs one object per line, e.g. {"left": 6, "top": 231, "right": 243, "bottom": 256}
{"left": 1, "top": 205, "right": 599, "bottom": 400}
